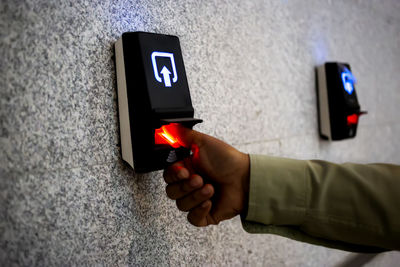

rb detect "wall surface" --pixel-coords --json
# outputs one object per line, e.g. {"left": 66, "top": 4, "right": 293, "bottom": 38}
{"left": 1, "top": 0, "right": 400, "bottom": 266}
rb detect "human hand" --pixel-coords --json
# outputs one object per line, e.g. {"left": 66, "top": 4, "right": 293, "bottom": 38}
{"left": 163, "top": 125, "right": 250, "bottom": 227}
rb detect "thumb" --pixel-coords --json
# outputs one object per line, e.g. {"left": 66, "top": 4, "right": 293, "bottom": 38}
{"left": 167, "top": 124, "right": 203, "bottom": 149}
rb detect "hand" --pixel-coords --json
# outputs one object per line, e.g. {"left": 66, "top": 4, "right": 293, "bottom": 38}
{"left": 163, "top": 125, "right": 250, "bottom": 227}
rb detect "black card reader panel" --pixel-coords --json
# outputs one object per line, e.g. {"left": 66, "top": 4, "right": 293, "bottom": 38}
{"left": 115, "top": 32, "right": 202, "bottom": 172}
{"left": 317, "top": 62, "right": 366, "bottom": 140}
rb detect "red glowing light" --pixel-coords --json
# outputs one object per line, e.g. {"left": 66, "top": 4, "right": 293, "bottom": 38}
{"left": 154, "top": 124, "right": 181, "bottom": 148}
{"left": 347, "top": 114, "right": 359, "bottom": 125}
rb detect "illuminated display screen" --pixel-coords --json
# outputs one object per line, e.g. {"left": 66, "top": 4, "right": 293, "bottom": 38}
{"left": 341, "top": 67, "right": 355, "bottom": 95}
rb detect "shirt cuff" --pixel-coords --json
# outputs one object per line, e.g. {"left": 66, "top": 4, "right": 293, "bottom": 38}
{"left": 246, "top": 154, "right": 307, "bottom": 226}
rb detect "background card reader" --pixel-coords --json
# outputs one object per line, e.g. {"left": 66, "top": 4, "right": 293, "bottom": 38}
{"left": 317, "top": 62, "right": 366, "bottom": 141}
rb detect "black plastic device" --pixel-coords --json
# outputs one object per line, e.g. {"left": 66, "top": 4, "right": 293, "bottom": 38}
{"left": 317, "top": 62, "right": 366, "bottom": 140}
{"left": 115, "top": 32, "right": 202, "bottom": 172}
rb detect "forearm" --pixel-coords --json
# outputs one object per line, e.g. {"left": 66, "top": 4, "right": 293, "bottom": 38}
{"left": 243, "top": 154, "right": 400, "bottom": 251}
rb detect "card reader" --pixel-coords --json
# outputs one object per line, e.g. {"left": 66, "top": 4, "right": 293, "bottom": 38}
{"left": 317, "top": 62, "right": 366, "bottom": 140}
{"left": 115, "top": 32, "right": 202, "bottom": 172}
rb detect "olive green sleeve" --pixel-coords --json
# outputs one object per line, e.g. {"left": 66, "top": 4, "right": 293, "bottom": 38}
{"left": 241, "top": 154, "right": 400, "bottom": 252}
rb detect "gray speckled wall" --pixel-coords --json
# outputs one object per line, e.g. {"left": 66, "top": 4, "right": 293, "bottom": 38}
{"left": 1, "top": 0, "right": 400, "bottom": 266}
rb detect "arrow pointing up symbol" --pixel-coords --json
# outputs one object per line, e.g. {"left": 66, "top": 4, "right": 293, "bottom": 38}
{"left": 160, "top": 66, "right": 172, "bottom": 87}
{"left": 151, "top": 52, "right": 178, "bottom": 87}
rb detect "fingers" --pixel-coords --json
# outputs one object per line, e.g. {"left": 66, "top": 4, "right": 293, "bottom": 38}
{"left": 176, "top": 184, "right": 214, "bottom": 212}
{"left": 163, "top": 161, "right": 189, "bottom": 184}
{"left": 187, "top": 200, "right": 212, "bottom": 227}
{"left": 163, "top": 157, "right": 215, "bottom": 227}
{"left": 165, "top": 174, "right": 203, "bottom": 200}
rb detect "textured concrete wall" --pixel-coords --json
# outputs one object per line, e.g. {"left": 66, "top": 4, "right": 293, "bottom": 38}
{"left": 1, "top": 0, "right": 400, "bottom": 266}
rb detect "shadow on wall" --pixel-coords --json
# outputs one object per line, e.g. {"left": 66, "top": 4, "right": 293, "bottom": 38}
{"left": 110, "top": 40, "right": 174, "bottom": 265}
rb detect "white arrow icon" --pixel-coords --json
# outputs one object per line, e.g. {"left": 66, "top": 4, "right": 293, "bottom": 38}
{"left": 160, "top": 66, "right": 172, "bottom": 87}
{"left": 151, "top": 51, "right": 178, "bottom": 87}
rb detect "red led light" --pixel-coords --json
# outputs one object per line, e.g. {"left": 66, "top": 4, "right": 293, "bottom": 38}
{"left": 347, "top": 114, "right": 359, "bottom": 125}
{"left": 154, "top": 124, "right": 181, "bottom": 148}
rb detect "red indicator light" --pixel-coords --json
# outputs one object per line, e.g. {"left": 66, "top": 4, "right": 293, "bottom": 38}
{"left": 154, "top": 124, "right": 181, "bottom": 148}
{"left": 347, "top": 114, "right": 359, "bottom": 125}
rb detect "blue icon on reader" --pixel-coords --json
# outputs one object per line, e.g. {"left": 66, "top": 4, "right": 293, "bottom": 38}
{"left": 151, "top": 51, "right": 178, "bottom": 87}
{"left": 341, "top": 67, "right": 356, "bottom": 95}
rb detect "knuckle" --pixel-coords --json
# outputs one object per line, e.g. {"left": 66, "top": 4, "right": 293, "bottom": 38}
{"left": 187, "top": 216, "right": 200, "bottom": 227}
{"left": 165, "top": 186, "right": 175, "bottom": 199}
{"left": 172, "top": 165, "right": 184, "bottom": 176}
{"left": 180, "top": 181, "right": 190, "bottom": 194}
{"left": 210, "top": 217, "right": 220, "bottom": 225}
{"left": 189, "top": 194, "right": 198, "bottom": 204}
{"left": 163, "top": 165, "right": 181, "bottom": 183}
{"left": 187, "top": 214, "right": 195, "bottom": 224}
{"left": 163, "top": 173, "right": 173, "bottom": 183}
{"left": 176, "top": 200, "right": 187, "bottom": 211}
{"left": 191, "top": 190, "right": 203, "bottom": 202}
